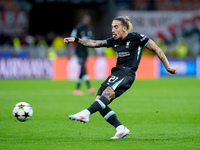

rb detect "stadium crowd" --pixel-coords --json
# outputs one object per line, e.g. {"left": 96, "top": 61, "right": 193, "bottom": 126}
{"left": 0, "top": 0, "right": 199, "bottom": 58}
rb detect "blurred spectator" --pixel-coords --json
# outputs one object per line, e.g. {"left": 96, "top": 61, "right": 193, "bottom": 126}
{"left": 25, "top": 35, "right": 35, "bottom": 47}
{"left": 104, "top": 47, "right": 116, "bottom": 57}
{"left": 12, "top": 36, "right": 21, "bottom": 51}
{"left": 35, "top": 34, "right": 47, "bottom": 49}
{"left": 154, "top": 38, "right": 167, "bottom": 54}
{"left": 52, "top": 35, "right": 66, "bottom": 51}
{"left": 52, "top": 35, "right": 67, "bottom": 56}
{"left": 48, "top": 47, "right": 57, "bottom": 60}
{"left": 35, "top": 34, "right": 48, "bottom": 58}
{"left": 46, "top": 31, "right": 55, "bottom": 46}
{"left": 176, "top": 37, "right": 188, "bottom": 57}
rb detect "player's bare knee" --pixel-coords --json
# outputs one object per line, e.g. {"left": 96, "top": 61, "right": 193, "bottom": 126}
{"left": 101, "top": 86, "right": 115, "bottom": 101}
{"left": 95, "top": 95, "right": 101, "bottom": 101}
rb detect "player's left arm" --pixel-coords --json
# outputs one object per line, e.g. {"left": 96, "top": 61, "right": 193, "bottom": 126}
{"left": 64, "top": 37, "right": 106, "bottom": 48}
{"left": 146, "top": 39, "right": 178, "bottom": 74}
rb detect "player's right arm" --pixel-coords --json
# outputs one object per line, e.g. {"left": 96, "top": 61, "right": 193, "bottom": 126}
{"left": 64, "top": 37, "right": 106, "bottom": 48}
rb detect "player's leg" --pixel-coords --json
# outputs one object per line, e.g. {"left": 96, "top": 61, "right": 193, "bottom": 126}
{"left": 97, "top": 70, "right": 134, "bottom": 139}
{"left": 87, "top": 86, "right": 114, "bottom": 113}
{"left": 81, "top": 57, "right": 95, "bottom": 94}
{"left": 70, "top": 70, "right": 125, "bottom": 122}
{"left": 99, "top": 106, "right": 130, "bottom": 139}
{"left": 74, "top": 57, "right": 83, "bottom": 96}
{"left": 107, "top": 74, "right": 135, "bottom": 139}
{"left": 69, "top": 86, "right": 114, "bottom": 123}
{"left": 99, "top": 106, "right": 122, "bottom": 127}
{"left": 76, "top": 65, "right": 83, "bottom": 89}
{"left": 96, "top": 86, "right": 130, "bottom": 139}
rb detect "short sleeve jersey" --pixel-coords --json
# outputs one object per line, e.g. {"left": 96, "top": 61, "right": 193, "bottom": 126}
{"left": 105, "top": 32, "right": 150, "bottom": 72}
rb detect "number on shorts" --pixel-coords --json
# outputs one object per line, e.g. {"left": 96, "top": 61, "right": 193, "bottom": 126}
{"left": 108, "top": 76, "right": 118, "bottom": 83}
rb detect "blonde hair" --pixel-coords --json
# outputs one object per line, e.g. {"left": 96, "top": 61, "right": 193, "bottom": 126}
{"left": 124, "top": 16, "right": 133, "bottom": 31}
{"left": 114, "top": 16, "right": 133, "bottom": 31}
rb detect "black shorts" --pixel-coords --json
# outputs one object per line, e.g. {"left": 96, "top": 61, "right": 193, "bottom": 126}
{"left": 97, "top": 67, "right": 136, "bottom": 98}
{"left": 76, "top": 46, "right": 88, "bottom": 64}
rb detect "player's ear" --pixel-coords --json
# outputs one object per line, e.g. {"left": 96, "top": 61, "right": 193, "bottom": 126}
{"left": 123, "top": 26, "right": 127, "bottom": 32}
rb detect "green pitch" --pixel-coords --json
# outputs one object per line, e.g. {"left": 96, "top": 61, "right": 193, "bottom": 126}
{"left": 0, "top": 78, "right": 200, "bottom": 150}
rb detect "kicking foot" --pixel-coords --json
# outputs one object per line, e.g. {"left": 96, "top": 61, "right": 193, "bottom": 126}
{"left": 110, "top": 126, "right": 130, "bottom": 139}
{"left": 68, "top": 109, "right": 90, "bottom": 123}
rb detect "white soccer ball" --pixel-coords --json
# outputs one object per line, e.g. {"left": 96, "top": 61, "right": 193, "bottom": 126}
{"left": 13, "top": 102, "right": 33, "bottom": 122}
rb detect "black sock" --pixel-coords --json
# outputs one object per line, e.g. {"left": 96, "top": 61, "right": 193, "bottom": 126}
{"left": 76, "top": 83, "right": 81, "bottom": 89}
{"left": 100, "top": 106, "right": 122, "bottom": 128}
{"left": 83, "top": 74, "right": 91, "bottom": 89}
{"left": 87, "top": 96, "right": 109, "bottom": 114}
{"left": 86, "top": 80, "right": 91, "bottom": 89}
{"left": 76, "top": 79, "right": 81, "bottom": 89}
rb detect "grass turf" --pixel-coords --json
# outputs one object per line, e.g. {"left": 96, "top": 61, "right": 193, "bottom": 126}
{"left": 0, "top": 78, "right": 200, "bottom": 150}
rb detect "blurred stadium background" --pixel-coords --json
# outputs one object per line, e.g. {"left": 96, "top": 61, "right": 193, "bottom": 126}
{"left": 0, "top": 0, "right": 200, "bottom": 79}
{"left": 1, "top": 1, "right": 200, "bottom": 149}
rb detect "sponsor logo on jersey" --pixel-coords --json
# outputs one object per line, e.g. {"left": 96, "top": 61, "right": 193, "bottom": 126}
{"left": 114, "top": 44, "right": 119, "bottom": 47}
{"left": 117, "top": 52, "right": 130, "bottom": 57}
{"left": 140, "top": 34, "right": 147, "bottom": 42}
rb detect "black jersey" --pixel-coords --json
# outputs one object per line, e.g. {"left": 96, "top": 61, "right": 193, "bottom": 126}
{"left": 71, "top": 24, "right": 93, "bottom": 54}
{"left": 104, "top": 32, "right": 150, "bottom": 72}
{"left": 71, "top": 24, "right": 93, "bottom": 39}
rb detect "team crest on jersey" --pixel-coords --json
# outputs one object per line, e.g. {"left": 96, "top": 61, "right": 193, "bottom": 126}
{"left": 140, "top": 34, "right": 147, "bottom": 42}
{"left": 125, "top": 41, "right": 130, "bottom": 48}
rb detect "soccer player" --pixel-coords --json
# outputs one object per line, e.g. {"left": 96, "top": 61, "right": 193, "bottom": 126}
{"left": 64, "top": 16, "right": 177, "bottom": 139}
{"left": 70, "top": 15, "right": 95, "bottom": 96}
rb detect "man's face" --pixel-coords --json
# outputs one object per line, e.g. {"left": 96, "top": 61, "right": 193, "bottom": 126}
{"left": 112, "top": 20, "right": 126, "bottom": 40}
{"left": 82, "top": 16, "right": 91, "bottom": 26}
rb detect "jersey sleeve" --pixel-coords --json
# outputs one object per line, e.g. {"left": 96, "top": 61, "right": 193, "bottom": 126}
{"left": 134, "top": 32, "right": 150, "bottom": 47}
{"left": 103, "top": 37, "right": 114, "bottom": 47}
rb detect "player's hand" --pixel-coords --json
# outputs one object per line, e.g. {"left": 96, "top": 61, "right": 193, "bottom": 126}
{"left": 167, "top": 67, "right": 178, "bottom": 74}
{"left": 63, "top": 37, "right": 75, "bottom": 43}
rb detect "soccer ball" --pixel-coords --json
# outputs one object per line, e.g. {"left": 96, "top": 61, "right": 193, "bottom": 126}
{"left": 13, "top": 102, "right": 33, "bottom": 122}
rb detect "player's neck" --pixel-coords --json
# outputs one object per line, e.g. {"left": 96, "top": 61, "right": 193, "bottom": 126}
{"left": 121, "top": 32, "right": 128, "bottom": 40}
